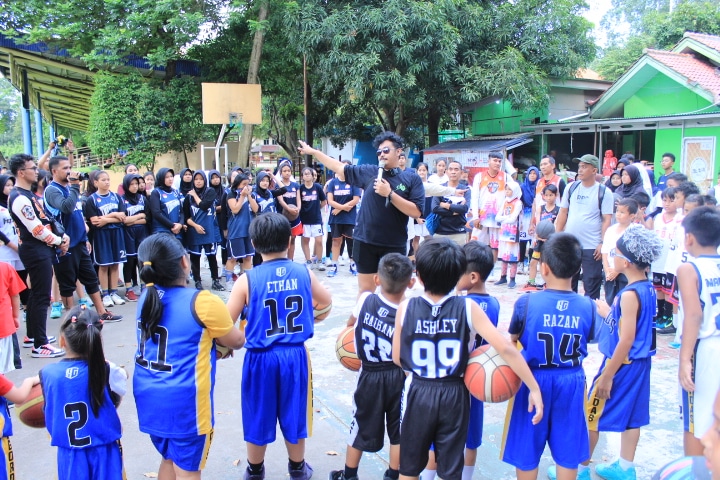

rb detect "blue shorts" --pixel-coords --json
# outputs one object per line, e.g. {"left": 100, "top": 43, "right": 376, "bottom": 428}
{"left": 242, "top": 345, "right": 311, "bottom": 445}
{"left": 502, "top": 368, "right": 589, "bottom": 470}
{"left": 587, "top": 357, "right": 651, "bottom": 432}
{"left": 57, "top": 441, "right": 125, "bottom": 480}
{"left": 92, "top": 228, "right": 127, "bottom": 266}
{"left": 228, "top": 237, "right": 255, "bottom": 259}
{"left": 0, "top": 437, "right": 13, "bottom": 480}
{"left": 466, "top": 396, "right": 484, "bottom": 450}
{"left": 123, "top": 224, "right": 147, "bottom": 257}
{"left": 150, "top": 432, "right": 213, "bottom": 472}
{"left": 187, "top": 243, "right": 217, "bottom": 256}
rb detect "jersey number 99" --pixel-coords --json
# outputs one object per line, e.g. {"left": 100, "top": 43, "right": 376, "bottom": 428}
{"left": 411, "top": 339, "right": 461, "bottom": 378}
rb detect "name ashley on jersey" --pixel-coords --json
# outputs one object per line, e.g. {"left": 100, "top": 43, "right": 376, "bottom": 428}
{"left": 414, "top": 318, "right": 459, "bottom": 335}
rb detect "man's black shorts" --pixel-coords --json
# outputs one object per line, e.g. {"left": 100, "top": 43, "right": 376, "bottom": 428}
{"left": 353, "top": 240, "right": 406, "bottom": 275}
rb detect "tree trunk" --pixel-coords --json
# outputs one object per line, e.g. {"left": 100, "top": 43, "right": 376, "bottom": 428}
{"left": 237, "top": 1, "right": 269, "bottom": 168}
{"left": 427, "top": 107, "right": 441, "bottom": 147}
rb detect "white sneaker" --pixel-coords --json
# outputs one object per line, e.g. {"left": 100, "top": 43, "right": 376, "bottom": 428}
{"left": 233, "top": 265, "right": 242, "bottom": 275}
{"left": 102, "top": 295, "right": 114, "bottom": 308}
{"left": 324, "top": 257, "right": 333, "bottom": 267}
{"left": 110, "top": 293, "right": 126, "bottom": 305}
{"left": 338, "top": 256, "right": 346, "bottom": 266}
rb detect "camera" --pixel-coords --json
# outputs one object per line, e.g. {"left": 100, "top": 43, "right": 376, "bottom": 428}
{"left": 69, "top": 172, "right": 90, "bottom": 182}
{"left": 56, "top": 135, "right": 69, "bottom": 147}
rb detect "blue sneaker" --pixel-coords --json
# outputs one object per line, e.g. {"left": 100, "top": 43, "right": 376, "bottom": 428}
{"left": 327, "top": 264, "right": 338, "bottom": 277}
{"left": 349, "top": 262, "right": 358, "bottom": 276}
{"left": 289, "top": 462, "right": 313, "bottom": 480}
{"left": 50, "top": 302, "right": 63, "bottom": 319}
{"left": 78, "top": 297, "right": 92, "bottom": 308}
{"left": 669, "top": 341, "right": 681, "bottom": 349}
{"left": 595, "top": 460, "right": 636, "bottom": 480}
{"left": 547, "top": 465, "right": 591, "bottom": 480}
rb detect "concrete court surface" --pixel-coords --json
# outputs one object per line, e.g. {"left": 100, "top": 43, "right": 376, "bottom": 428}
{"left": 7, "top": 255, "right": 685, "bottom": 479}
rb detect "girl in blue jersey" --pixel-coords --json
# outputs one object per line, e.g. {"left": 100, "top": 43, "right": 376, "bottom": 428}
{"left": 133, "top": 234, "right": 246, "bottom": 479}
{"left": 0, "top": 373, "right": 39, "bottom": 480}
{"left": 584, "top": 224, "right": 663, "bottom": 480}
{"left": 149, "top": 168, "right": 184, "bottom": 238}
{"left": 299, "top": 167, "right": 327, "bottom": 270}
{"left": 121, "top": 174, "right": 148, "bottom": 302}
{"left": 224, "top": 174, "right": 256, "bottom": 279}
{"left": 83, "top": 171, "right": 127, "bottom": 308}
{"left": 184, "top": 171, "right": 225, "bottom": 291}
{"left": 41, "top": 305, "right": 127, "bottom": 480}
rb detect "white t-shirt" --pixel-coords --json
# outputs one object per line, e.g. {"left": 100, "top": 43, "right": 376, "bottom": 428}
{"left": 559, "top": 182, "right": 615, "bottom": 249}
{"left": 601, "top": 223, "right": 626, "bottom": 255}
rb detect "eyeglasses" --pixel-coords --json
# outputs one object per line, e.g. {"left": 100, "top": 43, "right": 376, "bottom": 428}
{"left": 376, "top": 147, "right": 397, "bottom": 156}
{"left": 609, "top": 248, "right": 632, "bottom": 263}
{"left": 20, "top": 166, "right": 38, "bottom": 171}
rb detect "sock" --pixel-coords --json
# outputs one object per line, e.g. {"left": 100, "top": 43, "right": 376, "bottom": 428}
{"left": 462, "top": 465, "right": 474, "bottom": 480}
{"left": 384, "top": 468, "right": 399, "bottom": 480}
{"left": 344, "top": 466, "right": 359, "bottom": 478}
{"left": 665, "top": 300, "right": 674, "bottom": 320}
{"left": 248, "top": 461, "right": 264, "bottom": 474}
{"left": 109, "top": 289, "right": 117, "bottom": 296}
{"left": 289, "top": 459, "right": 305, "bottom": 471}
{"left": 578, "top": 465, "right": 589, "bottom": 472}
{"left": 103, "top": 290, "right": 110, "bottom": 296}
{"left": 656, "top": 298, "right": 664, "bottom": 319}
{"left": 618, "top": 457, "right": 634, "bottom": 470}
{"left": 420, "top": 469, "right": 437, "bottom": 480}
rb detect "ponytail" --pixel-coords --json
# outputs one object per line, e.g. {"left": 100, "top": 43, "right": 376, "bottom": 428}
{"left": 60, "top": 306, "right": 107, "bottom": 417}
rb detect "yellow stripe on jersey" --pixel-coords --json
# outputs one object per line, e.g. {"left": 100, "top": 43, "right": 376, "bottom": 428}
{"left": 195, "top": 291, "right": 235, "bottom": 338}
{"left": 2, "top": 437, "right": 13, "bottom": 479}
{"left": 306, "top": 345, "right": 313, "bottom": 437}
{"left": 118, "top": 440, "right": 128, "bottom": 480}
{"left": 198, "top": 429, "right": 214, "bottom": 471}
{"left": 196, "top": 328, "right": 213, "bottom": 435}
{"left": 499, "top": 394, "right": 516, "bottom": 461}
{"left": 586, "top": 360, "right": 610, "bottom": 432}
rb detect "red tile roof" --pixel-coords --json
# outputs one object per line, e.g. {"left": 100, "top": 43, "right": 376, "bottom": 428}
{"left": 645, "top": 49, "right": 720, "bottom": 99}
{"left": 685, "top": 32, "right": 720, "bottom": 53}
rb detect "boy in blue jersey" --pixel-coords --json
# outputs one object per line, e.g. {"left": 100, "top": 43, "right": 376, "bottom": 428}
{"left": 677, "top": 207, "right": 720, "bottom": 457}
{"left": 227, "top": 213, "right": 332, "bottom": 480}
{"left": 505, "top": 233, "right": 596, "bottom": 480}
{"left": 585, "top": 224, "right": 664, "bottom": 480}
{"left": 392, "top": 238, "right": 543, "bottom": 480}
{"left": 329, "top": 253, "right": 414, "bottom": 480}
{"left": 421, "top": 241, "right": 501, "bottom": 480}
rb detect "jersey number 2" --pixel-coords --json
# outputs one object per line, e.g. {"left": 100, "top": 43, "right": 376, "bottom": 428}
{"left": 65, "top": 402, "right": 90, "bottom": 447}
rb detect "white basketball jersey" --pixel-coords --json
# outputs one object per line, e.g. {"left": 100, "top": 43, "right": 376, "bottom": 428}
{"left": 689, "top": 255, "right": 720, "bottom": 339}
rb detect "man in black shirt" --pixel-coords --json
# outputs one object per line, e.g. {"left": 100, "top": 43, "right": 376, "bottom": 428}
{"left": 299, "top": 132, "right": 424, "bottom": 293}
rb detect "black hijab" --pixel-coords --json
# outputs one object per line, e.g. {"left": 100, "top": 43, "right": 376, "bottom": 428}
{"left": 0, "top": 174, "right": 13, "bottom": 207}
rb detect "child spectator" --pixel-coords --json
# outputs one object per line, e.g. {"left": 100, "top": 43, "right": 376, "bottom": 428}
{"left": 602, "top": 198, "right": 638, "bottom": 305}
{"left": 392, "top": 237, "right": 543, "bottom": 480}
{"left": 519, "top": 166, "right": 540, "bottom": 273}
{"left": 326, "top": 167, "right": 361, "bottom": 277}
{"left": 507, "top": 233, "right": 596, "bottom": 480}
{"left": 227, "top": 213, "right": 332, "bottom": 480}
{"left": 495, "top": 181, "right": 523, "bottom": 288}
{"left": 0, "top": 262, "right": 25, "bottom": 373}
{"left": 120, "top": 174, "right": 147, "bottom": 302}
{"left": 677, "top": 207, "right": 720, "bottom": 457}
{"left": 133, "top": 233, "right": 246, "bottom": 478}
{"left": 148, "top": 168, "right": 184, "bottom": 239}
{"left": 83, "top": 171, "right": 127, "bottom": 308}
{"left": 299, "top": 167, "right": 327, "bottom": 271}
{"left": 329, "top": 253, "right": 414, "bottom": 480}
{"left": 275, "top": 160, "right": 302, "bottom": 261}
{"left": 525, "top": 184, "right": 559, "bottom": 290}
{"left": 585, "top": 224, "right": 664, "bottom": 480}
{"left": 224, "top": 174, "right": 256, "bottom": 281}
{"left": 422, "top": 241, "right": 501, "bottom": 480}
{"left": 41, "top": 306, "right": 127, "bottom": 479}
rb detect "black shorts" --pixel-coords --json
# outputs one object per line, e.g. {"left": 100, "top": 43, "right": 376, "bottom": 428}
{"left": 353, "top": 240, "right": 406, "bottom": 275}
{"left": 54, "top": 243, "right": 101, "bottom": 297}
{"left": 400, "top": 376, "right": 469, "bottom": 479}
{"left": 349, "top": 363, "right": 405, "bottom": 452}
{"left": 331, "top": 223, "right": 354, "bottom": 239}
{"left": 652, "top": 272, "right": 666, "bottom": 290}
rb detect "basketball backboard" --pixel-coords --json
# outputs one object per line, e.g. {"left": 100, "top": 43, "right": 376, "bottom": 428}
{"left": 201, "top": 83, "right": 262, "bottom": 125}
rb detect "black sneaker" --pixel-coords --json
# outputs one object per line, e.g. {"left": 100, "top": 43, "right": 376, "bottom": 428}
{"left": 99, "top": 311, "right": 123, "bottom": 323}
{"left": 494, "top": 276, "right": 507, "bottom": 285}
{"left": 658, "top": 325, "right": 677, "bottom": 335}
{"left": 329, "top": 471, "right": 357, "bottom": 480}
{"left": 195, "top": 281, "right": 204, "bottom": 290}
{"left": 211, "top": 279, "right": 226, "bottom": 291}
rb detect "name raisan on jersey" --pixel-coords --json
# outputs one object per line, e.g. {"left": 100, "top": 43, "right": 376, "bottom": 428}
{"left": 543, "top": 314, "right": 581, "bottom": 329}
{"left": 414, "top": 318, "right": 458, "bottom": 335}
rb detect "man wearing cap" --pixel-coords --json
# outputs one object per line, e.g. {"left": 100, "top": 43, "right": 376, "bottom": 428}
{"left": 555, "top": 154, "right": 615, "bottom": 299}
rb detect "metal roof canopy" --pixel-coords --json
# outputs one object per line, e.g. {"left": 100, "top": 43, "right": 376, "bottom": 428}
{"left": 424, "top": 133, "right": 534, "bottom": 153}
{"left": 529, "top": 112, "right": 720, "bottom": 135}
{"left": 0, "top": 33, "right": 200, "bottom": 132}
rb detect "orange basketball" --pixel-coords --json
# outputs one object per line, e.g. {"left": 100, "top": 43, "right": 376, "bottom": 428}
{"left": 15, "top": 384, "right": 45, "bottom": 428}
{"left": 464, "top": 344, "right": 522, "bottom": 403}
{"left": 335, "top": 326, "right": 360, "bottom": 371}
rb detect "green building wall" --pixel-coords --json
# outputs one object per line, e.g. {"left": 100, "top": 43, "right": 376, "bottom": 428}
{"left": 624, "top": 73, "right": 713, "bottom": 118}
{"left": 654, "top": 127, "right": 720, "bottom": 184}
{"left": 471, "top": 100, "right": 547, "bottom": 136}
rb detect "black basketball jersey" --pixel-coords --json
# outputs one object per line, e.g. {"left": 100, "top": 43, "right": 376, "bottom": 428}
{"left": 400, "top": 295, "right": 472, "bottom": 379}
{"left": 354, "top": 292, "right": 397, "bottom": 365}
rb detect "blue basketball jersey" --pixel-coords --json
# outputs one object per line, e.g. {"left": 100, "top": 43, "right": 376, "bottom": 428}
{"left": 244, "top": 258, "right": 315, "bottom": 350}
{"left": 354, "top": 292, "right": 397, "bottom": 365}
{"left": 0, "top": 398, "right": 11, "bottom": 438}
{"left": 41, "top": 359, "right": 122, "bottom": 448}
{"left": 226, "top": 194, "right": 252, "bottom": 240}
{"left": 467, "top": 293, "right": 500, "bottom": 348}
{"left": 328, "top": 178, "right": 360, "bottom": 225}
{"left": 90, "top": 192, "right": 123, "bottom": 229}
{"left": 252, "top": 189, "right": 277, "bottom": 215}
{"left": 122, "top": 194, "right": 146, "bottom": 218}
{"left": 400, "top": 295, "right": 473, "bottom": 379}
{"left": 509, "top": 290, "right": 595, "bottom": 369}
{"left": 133, "top": 287, "right": 233, "bottom": 437}
{"left": 279, "top": 181, "right": 301, "bottom": 208}
{"left": 185, "top": 203, "right": 215, "bottom": 246}
{"left": 598, "top": 280, "right": 657, "bottom": 359}
{"left": 152, "top": 189, "right": 182, "bottom": 234}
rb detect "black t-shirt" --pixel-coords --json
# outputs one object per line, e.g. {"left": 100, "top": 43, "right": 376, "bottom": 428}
{"left": 299, "top": 183, "right": 326, "bottom": 225}
{"left": 343, "top": 165, "right": 424, "bottom": 248}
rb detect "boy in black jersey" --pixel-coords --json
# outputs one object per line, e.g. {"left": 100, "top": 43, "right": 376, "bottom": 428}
{"left": 392, "top": 238, "right": 543, "bottom": 480}
{"left": 329, "top": 253, "right": 414, "bottom": 480}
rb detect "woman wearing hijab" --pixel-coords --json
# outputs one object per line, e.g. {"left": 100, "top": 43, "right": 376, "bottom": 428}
{"left": 519, "top": 166, "right": 539, "bottom": 272}
{"left": 605, "top": 170, "right": 622, "bottom": 193}
{"left": 616, "top": 164, "right": 646, "bottom": 198}
{"left": 184, "top": 170, "right": 225, "bottom": 291}
{"left": 177, "top": 168, "right": 194, "bottom": 199}
{"left": 120, "top": 173, "right": 148, "bottom": 301}
{"left": 149, "top": 168, "right": 184, "bottom": 239}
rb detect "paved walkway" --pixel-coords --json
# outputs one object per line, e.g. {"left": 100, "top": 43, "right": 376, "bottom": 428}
{"left": 8, "top": 255, "right": 684, "bottom": 479}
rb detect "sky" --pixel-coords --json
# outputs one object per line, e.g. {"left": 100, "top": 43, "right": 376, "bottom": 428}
{"left": 583, "top": 0, "right": 617, "bottom": 48}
